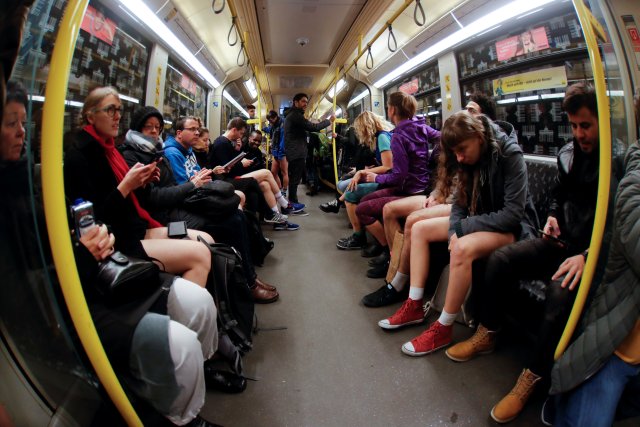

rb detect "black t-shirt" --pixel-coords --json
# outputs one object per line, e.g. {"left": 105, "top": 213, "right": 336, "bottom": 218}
{"left": 209, "top": 135, "right": 245, "bottom": 178}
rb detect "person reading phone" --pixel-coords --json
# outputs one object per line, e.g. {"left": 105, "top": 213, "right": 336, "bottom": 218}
{"left": 210, "top": 117, "right": 295, "bottom": 225}
{"left": 443, "top": 82, "right": 625, "bottom": 423}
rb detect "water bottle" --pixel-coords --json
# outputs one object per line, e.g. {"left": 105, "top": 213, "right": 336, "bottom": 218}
{"left": 71, "top": 199, "right": 96, "bottom": 237}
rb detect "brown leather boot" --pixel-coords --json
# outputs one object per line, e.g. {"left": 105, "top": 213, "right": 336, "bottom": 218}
{"left": 445, "top": 324, "right": 496, "bottom": 362}
{"left": 254, "top": 277, "right": 277, "bottom": 292}
{"left": 250, "top": 284, "right": 278, "bottom": 304}
{"left": 491, "top": 368, "right": 541, "bottom": 423}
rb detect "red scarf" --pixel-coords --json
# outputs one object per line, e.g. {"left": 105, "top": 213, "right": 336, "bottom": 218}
{"left": 84, "top": 125, "right": 162, "bottom": 229}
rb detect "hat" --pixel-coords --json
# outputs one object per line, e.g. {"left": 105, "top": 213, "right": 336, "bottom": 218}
{"left": 130, "top": 106, "right": 164, "bottom": 132}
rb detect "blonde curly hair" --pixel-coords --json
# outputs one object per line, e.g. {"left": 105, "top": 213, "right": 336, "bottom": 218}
{"left": 353, "top": 111, "right": 393, "bottom": 151}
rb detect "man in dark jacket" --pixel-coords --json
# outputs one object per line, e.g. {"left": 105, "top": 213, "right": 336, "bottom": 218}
{"left": 549, "top": 142, "right": 640, "bottom": 427}
{"left": 443, "top": 82, "right": 609, "bottom": 424}
{"left": 284, "top": 92, "right": 335, "bottom": 204}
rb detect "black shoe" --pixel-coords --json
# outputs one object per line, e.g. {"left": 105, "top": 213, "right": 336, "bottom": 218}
{"left": 368, "top": 249, "right": 390, "bottom": 266}
{"left": 203, "top": 366, "right": 247, "bottom": 393}
{"left": 320, "top": 199, "right": 340, "bottom": 213}
{"left": 361, "top": 242, "right": 384, "bottom": 258}
{"left": 185, "top": 416, "right": 224, "bottom": 427}
{"left": 362, "top": 283, "right": 404, "bottom": 307}
{"left": 337, "top": 234, "right": 366, "bottom": 250}
{"left": 366, "top": 261, "right": 389, "bottom": 278}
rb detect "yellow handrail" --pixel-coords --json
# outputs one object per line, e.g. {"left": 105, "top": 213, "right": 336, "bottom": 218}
{"left": 331, "top": 68, "right": 349, "bottom": 192}
{"left": 555, "top": 0, "right": 612, "bottom": 360}
{"left": 40, "top": 0, "right": 142, "bottom": 425}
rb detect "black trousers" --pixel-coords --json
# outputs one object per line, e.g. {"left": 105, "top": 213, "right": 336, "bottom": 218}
{"left": 478, "top": 237, "right": 577, "bottom": 377}
{"left": 288, "top": 158, "right": 305, "bottom": 203}
{"left": 224, "top": 177, "right": 269, "bottom": 216}
{"left": 170, "top": 208, "right": 257, "bottom": 285}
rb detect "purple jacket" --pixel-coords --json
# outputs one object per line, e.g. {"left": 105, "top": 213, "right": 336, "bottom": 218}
{"left": 375, "top": 117, "right": 440, "bottom": 194}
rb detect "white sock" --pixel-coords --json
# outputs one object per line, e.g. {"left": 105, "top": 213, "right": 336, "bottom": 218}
{"left": 438, "top": 310, "right": 457, "bottom": 326}
{"left": 390, "top": 272, "right": 409, "bottom": 292}
{"left": 408, "top": 287, "right": 424, "bottom": 301}
{"left": 276, "top": 193, "right": 289, "bottom": 208}
{"left": 271, "top": 206, "right": 279, "bottom": 213}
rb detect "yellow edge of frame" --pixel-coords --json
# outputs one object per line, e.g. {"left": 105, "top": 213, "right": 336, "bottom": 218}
{"left": 555, "top": 0, "right": 612, "bottom": 360}
{"left": 40, "top": 0, "right": 142, "bottom": 425}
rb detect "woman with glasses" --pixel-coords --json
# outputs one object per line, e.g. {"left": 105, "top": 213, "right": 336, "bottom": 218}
{"left": 63, "top": 86, "right": 213, "bottom": 287}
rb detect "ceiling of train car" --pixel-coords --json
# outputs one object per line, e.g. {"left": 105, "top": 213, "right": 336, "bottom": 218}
{"left": 155, "top": 0, "right": 475, "bottom": 114}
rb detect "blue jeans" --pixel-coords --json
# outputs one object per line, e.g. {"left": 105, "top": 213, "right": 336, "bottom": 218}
{"left": 555, "top": 353, "right": 640, "bottom": 427}
{"left": 337, "top": 178, "right": 351, "bottom": 194}
{"left": 344, "top": 183, "right": 379, "bottom": 203}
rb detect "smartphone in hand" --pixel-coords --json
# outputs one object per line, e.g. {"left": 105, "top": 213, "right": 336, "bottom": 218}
{"left": 538, "top": 229, "right": 567, "bottom": 247}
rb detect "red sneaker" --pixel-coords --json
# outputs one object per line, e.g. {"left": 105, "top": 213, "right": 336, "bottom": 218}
{"left": 401, "top": 321, "right": 453, "bottom": 356}
{"left": 378, "top": 299, "right": 425, "bottom": 330}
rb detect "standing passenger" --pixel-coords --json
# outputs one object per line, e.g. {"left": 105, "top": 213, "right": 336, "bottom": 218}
{"left": 284, "top": 92, "right": 335, "bottom": 206}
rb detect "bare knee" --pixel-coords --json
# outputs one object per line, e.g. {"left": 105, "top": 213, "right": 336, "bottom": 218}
{"left": 450, "top": 238, "right": 474, "bottom": 267}
{"left": 405, "top": 212, "right": 422, "bottom": 233}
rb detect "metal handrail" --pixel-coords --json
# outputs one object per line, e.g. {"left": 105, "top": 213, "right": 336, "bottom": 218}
{"left": 40, "top": 0, "right": 142, "bottom": 425}
{"left": 554, "top": 0, "right": 612, "bottom": 360}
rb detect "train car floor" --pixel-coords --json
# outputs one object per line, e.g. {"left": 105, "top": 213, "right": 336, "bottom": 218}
{"left": 201, "top": 189, "right": 561, "bottom": 427}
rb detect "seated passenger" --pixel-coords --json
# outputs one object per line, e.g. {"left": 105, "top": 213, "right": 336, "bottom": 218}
{"left": 0, "top": 81, "right": 224, "bottom": 427}
{"left": 334, "top": 111, "right": 394, "bottom": 250}
{"left": 243, "top": 130, "right": 267, "bottom": 173}
{"left": 549, "top": 141, "right": 640, "bottom": 427}
{"left": 363, "top": 94, "right": 497, "bottom": 306}
{"left": 63, "top": 87, "right": 212, "bottom": 287}
{"left": 347, "top": 92, "right": 440, "bottom": 278}
{"left": 448, "top": 82, "right": 622, "bottom": 423}
{"left": 192, "top": 126, "right": 212, "bottom": 169}
{"left": 210, "top": 117, "right": 298, "bottom": 226}
{"left": 378, "top": 110, "right": 537, "bottom": 357}
{"left": 120, "top": 106, "right": 278, "bottom": 303}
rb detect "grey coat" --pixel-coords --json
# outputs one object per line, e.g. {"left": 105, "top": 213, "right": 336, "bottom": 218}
{"left": 449, "top": 118, "right": 538, "bottom": 240}
{"left": 283, "top": 107, "right": 331, "bottom": 161}
{"left": 550, "top": 142, "right": 640, "bottom": 394}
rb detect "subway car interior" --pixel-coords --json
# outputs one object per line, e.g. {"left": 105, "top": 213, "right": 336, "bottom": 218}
{"left": 1, "top": 0, "right": 639, "bottom": 426}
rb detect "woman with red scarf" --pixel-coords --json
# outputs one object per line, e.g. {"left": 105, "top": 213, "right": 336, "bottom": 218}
{"left": 64, "top": 87, "right": 212, "bottom": 287}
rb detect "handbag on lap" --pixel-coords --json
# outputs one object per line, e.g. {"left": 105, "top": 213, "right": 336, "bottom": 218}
{"left": 96, "top": 251, "right": 161, "bottom": 305}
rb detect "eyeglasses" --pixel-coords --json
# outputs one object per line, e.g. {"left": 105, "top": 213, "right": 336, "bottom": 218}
{"left": 143, "top": 124, "right": 162, "bottom": 131}
{"left": 94, "top": 104, "right": 122, "bottom": 117}
{"left": 182, "top": 127, "right": 200, "bottom": 133}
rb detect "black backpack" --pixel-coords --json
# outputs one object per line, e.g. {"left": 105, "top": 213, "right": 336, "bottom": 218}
{"left": 198, "top": 238, "right": 254, "bottom": 352}
{"left": 243, "top": 210, "right": 274, "bottom": 266}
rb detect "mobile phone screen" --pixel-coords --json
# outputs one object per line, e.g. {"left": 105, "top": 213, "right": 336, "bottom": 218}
{"left": 538, "top": 229, "right": 567, "bottom": 246}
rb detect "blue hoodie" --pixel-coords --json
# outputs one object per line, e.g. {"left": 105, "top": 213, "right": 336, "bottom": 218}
{"left": 164, "top": 135, "right": 201, "bottom": 184}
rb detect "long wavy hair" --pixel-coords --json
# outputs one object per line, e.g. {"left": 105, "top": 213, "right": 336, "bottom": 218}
{"left": 436, "top": 110, "right": 499, "bottom": 213}
{"left": 353, "top": 111, "right": 393, "bottom": 151}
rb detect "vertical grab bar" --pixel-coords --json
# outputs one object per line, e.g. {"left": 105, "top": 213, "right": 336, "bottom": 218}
{"left": 40, "top": 0, "right": 142, "bottom": 425}
{"left": 554, "top": 0, "right": 612, "bottom": 360}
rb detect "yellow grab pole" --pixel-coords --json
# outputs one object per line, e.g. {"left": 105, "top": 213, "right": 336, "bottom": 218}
{"left": 331, "top": 68, "right": 348, "bottom": 192}
{"left": 41, "top": 0, "right": 142, "bottom": 425}
{"left": 555, "top": 0, "right": 612, "bottom": 360}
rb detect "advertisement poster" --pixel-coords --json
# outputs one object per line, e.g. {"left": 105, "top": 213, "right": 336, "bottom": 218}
{"left": 399, "top": 78, "right": 419, "bottom": 95}
{"left": 80, "top": 6, "right": 116, "bottom": 46}
{"left": 623, "top": 15, "right": 640, "bottom": 70}
{"left": 493, "top": 66, "right": 567, "bottom": 96}
{"left": 181, "top": 74, "right": 197, "bottom": 95}
{"left": 496, "top": 27, "right": 550, "bottom": 61}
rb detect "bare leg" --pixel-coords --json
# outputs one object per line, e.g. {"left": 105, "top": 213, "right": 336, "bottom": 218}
{"left": 444, "top": 231, "right": 514, "bottom": 313}
{"left": 408, "top": 217, "right": 450, "bottom": 289}
{"left": 399, "top": 204, "right": 452, "bottom": 274}
{"left": 243, "top": 169, "right": 280, "bottom": 194}
{"left": 235, "top": 190, "right": 245, "bottom": 209}
{"left": 142, "top": 228, "right": 212, "bottom": 287}
{"left": 259, "top": 180, "right": 277, "bottom": 208}
{"left": 382, "top": 195, "right": 427, "bottom": 251}
{"left": 270, "top": 160, "right": 282, "bottom": 188}
{"left": 346, "top": 201, "right": 361, "bottom": 232}
{"left": 366, "top": 220, "right": 387, "bottom": 246}
{"left": 280, "top": 157, "right": 289, "bottom": 190}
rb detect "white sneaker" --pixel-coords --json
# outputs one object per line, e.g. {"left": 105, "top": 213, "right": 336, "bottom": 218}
{"left": 264, "top": 211, "right": 288, "bottom": 224}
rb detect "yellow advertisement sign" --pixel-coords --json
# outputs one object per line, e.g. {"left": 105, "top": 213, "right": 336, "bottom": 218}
{"left": 493, "top": 66, "right": 567, "bottom": 96}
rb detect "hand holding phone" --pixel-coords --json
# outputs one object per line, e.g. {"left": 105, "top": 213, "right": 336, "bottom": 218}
{"left": 538, "top": 229, "right": 567, "bottom": 247}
